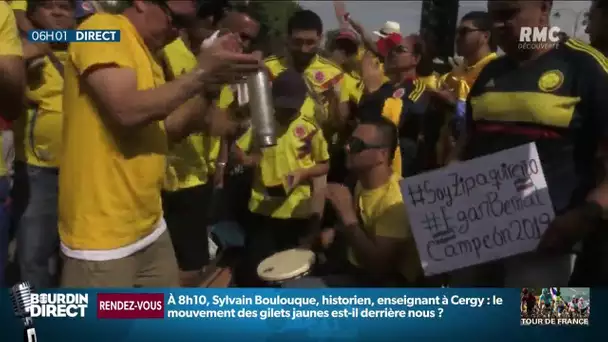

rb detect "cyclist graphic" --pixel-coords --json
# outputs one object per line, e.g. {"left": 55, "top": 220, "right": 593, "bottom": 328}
{"left": 539, "top": 288, "right": 553, "bottom": 315}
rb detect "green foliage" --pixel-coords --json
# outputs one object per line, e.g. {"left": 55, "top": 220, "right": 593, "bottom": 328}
{"left": 246, "top": 0, "right": 301, "bottom": 56}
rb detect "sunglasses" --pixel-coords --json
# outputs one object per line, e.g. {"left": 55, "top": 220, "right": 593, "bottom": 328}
{"left": 346, "top": 136, "right": 388, "bottom": 154}
{"left": 390, "top": 45, "right": 410, "bottom": 54}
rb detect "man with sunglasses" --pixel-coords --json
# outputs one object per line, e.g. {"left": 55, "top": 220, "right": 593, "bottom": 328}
{"left": 434, "top": 11, "right": 497, "bottom": 165}
{"left": 449, "top": 0, "right": 608, "bottom": 287}
{"left": 204, "top": 10, "right": 260, "bottom": 184}
{"left": 285, "top": 114, "right": 422, "bottom": 287}
{"left": 158, "top": 6, "right": 259, "bottom": 286}
{"left": 58, "top": 0, "right": 261, "bottom": 287}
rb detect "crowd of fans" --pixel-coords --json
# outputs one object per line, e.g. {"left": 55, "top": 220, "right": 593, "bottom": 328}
{"left": 0, "top": 0, "right": 607, "bottom": 289}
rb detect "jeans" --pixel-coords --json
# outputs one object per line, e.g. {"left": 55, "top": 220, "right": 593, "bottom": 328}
{"left": 13, "top": 163, "right": 59, "bottom": 288}
{"left": 0, "top": 176, "right": 11, "bottom": 287}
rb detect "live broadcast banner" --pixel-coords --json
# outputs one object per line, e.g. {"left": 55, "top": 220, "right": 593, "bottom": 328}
{"left": 1, "top": 288, "right": 602, "bottom": 341}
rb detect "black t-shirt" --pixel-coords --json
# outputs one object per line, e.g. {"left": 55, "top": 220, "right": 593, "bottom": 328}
{"left": 358, "top": 79, "right": 431, "bottom": 140}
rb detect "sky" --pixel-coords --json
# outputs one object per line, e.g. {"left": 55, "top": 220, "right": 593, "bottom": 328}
{"left": 298, "top": 1, "right": 591, "bottom": 42}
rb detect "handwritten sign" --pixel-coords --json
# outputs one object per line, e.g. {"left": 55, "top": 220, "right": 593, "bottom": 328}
{"left": 400, "top": 143, "right": 555, "bottom": 276}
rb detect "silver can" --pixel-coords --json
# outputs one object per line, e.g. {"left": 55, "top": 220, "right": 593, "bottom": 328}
{"left": 247, "top": 70, "right": 276, "bottom": 147}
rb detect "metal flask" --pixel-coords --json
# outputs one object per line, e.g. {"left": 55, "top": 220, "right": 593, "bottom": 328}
{"left": 247, "top": 71, "right": 277, "bottom": 147}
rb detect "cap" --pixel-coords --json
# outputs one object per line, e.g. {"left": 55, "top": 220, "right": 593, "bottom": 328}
{"left": 376, "top": 32, "right": 402, "bottom": 56}
{"left": 75, "top": 1, "right": 99, "bottom": 18}
{"left": 272, "top": 69, "right": 307, "bottom": 110}
{"left": 335, "top": 29, "right": 358, "bottom": 44}
{"left": 373, "top": 21, "right": 400, "bottom": 38}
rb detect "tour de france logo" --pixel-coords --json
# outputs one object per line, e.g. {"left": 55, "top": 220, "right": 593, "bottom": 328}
{"left": 538, "top": 70, "right": 564, "bottom": 93}
{"left": 520, "top": 287, "right": 590, "bottom": 327}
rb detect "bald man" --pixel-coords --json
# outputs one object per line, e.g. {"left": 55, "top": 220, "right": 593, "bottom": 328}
{"left": 185, "top": 10, "right": 259, "bottom": 54}
{"left": 218, "top": 11, "right": 260, "bottom": 52}
{"left": 202, "top": 12, "right": 261, "bottom": 258}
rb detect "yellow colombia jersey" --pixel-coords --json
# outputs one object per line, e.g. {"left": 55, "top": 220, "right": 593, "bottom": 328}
{"left": 419, "top": 72, "right": 440, "bottom": 91}
{"left": 339, "top": 71, "right": 364, "bottom": 105}
{"left": 248, "top": 100, "right": 329, "bottom": 219}
{"left": 8, "top": 0, "right": 27, "bottom": 11}
{"left": 217, "top": 54, "right": 344, "bottom": 124}
{"left": 161, "top": 38, "right": 210, "bottom": 191}
{"left": 436, "top": 52, "right": 498, "bottom": 164}
{"left": 59, "top": 14, "right": 168, "bottom": 250}
{"left": 15, "top": 51, "right": 68, "bottom": 168}
{"left": 438, "top": 52, "right": 498, "bottom": 100}
{"left": 0, "top": 0, "right": 23, "bottom": 176}
{"left": 349, "top": 172, "right": 421, "bottom": 283}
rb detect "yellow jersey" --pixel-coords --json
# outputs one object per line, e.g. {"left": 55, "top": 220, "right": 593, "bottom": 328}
{"left": 59, "top": 14, "right": 167, "bottom": 250}
{"left": 339, "top": 71, "right": 364, "bottom": 105}
{"left": 419, "top": 72, "right": 440, "bottom": 91}
{"left": 443, "top": 52, "right": 498, "bottom": 89}
{"left": 248, "top": 99, "right": 329, "bottom": 219}
{"left": 0, "top": 0, "right": 23, "bottom": 176}
{"left": 436, "top": 52, "right": 498, "bottom": 164}
{"left": 161, "top": 38, "right": 210, "bottom": 191}
{"left": 349, "top": 172, "right": 422, "bottom": 283}
{"left": 8, "top": 0, "right": 27, "bottom": 11}
{"left": 15, "top": 51, "right": 67, "bottom": 168}
{"left": 235, "top": 124, "right": 253, "bottom": 153}
{"left": 217, "top": 54, "right": 344, "bottom": 124}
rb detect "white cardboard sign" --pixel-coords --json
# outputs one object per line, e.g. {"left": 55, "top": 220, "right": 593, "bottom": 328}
{"left": 400, "top": 143, "right": 555, "bottom": 276}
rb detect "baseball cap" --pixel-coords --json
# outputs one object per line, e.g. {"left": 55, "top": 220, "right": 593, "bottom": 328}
{"left": 335, "top": 29, "right": 359, "bottom": 44}
{"left": 272, "top": 69, "right": 307, "bottom": 110}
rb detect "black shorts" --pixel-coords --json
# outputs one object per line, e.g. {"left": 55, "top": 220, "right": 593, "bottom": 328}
{"left": 162, "top": 183, "right": 213, "bottom": 271}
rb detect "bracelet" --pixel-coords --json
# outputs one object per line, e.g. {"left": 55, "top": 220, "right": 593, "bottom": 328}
{"left": 216, "top": 162, "right": 227, "bottom": 167}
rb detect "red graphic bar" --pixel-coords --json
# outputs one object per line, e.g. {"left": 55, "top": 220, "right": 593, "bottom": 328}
{"left": 97, "top": 293, "right": 164, "bottom": 319}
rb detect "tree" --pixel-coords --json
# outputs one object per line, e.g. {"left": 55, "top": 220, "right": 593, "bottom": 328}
{"left": 246, "top": 0, "right": 301, "bottom": 56}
